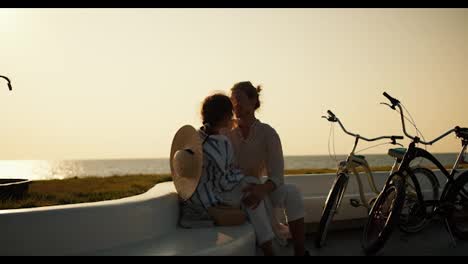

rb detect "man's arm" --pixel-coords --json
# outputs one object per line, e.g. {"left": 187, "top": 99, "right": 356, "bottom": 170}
{"left": 265, "top": 126, "right": 285, "bottom": 190}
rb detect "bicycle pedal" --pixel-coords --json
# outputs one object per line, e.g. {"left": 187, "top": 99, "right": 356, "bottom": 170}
{"left": 350, "top": 199, "right": 362, "bottom": 208}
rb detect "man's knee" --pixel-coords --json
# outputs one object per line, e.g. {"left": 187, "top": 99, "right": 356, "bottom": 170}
{"left": 269, "top": 183, "right": 303, "bottom": 206}
{"left": 283, "top": 184, "right": 306, "bottom": 221}
{"left": 279, "top": 183, "right": 303, "bottom": 199}
{"left": 280, "top": 184, "right": 304, "bottom": 207}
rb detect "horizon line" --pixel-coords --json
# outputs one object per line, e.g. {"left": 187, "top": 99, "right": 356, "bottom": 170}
{"left": 1, "top": 151, "right": 462, "bottom": 161}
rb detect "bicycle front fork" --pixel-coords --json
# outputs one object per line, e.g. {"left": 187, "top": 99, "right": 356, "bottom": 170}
{"left": 444, "top": 218, "right": 457, "bottom": 248}
{"left": 437, "top": 200, "right": 458, "bottom": 248}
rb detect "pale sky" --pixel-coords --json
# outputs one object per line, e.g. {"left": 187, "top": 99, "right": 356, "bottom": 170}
{"left": 0, "top": 8, "right": 467, "bottom": 160}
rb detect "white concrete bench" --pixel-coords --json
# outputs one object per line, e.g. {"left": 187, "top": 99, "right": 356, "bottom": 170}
{"left": 0, "top": 182, "right": 256, "bottom": 256}
{"left": 90, "top": 222, "right": 255, "bottom": 256}
{"left": 85, "top": 182, "right": 257, "bottom": 256}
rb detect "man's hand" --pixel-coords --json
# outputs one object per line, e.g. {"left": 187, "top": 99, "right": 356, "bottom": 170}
{"left": 241, "top": 181, "right": 275, "bottom": 209}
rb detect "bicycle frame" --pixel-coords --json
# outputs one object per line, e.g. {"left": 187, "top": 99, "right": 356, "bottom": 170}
{"left": 338, "top": 147, "right": 401, "bottom": 209}
{"left": 390, "top": 139, "right": 468, "bottom": 210}
{"left": 325, "top": 111, "right": 403, "bottom": 210}
{"left": 382, "top": 93, "right": 468, "bottom": 214}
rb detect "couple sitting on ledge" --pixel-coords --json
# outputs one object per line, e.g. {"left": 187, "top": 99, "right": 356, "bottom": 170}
{"left": 170, "top": 81, "right": 309, "bottom": 256}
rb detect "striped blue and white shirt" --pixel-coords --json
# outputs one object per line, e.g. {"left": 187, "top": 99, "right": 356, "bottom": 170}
{"left": 186, "top": 129, "right": 244, "bottom": 210}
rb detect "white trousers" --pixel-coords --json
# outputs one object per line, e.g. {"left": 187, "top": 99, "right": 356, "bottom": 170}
{"left": 266, "top": 182, "right": 306, "bottom": 242}
{"left": 217, "top": 176, "right": 275, "bottom": 245}
{"left": 217, "top": 177, "right": 305, "bottom": 245}
{"left": 268, "top": 182, "right": 306, "bottom": 223}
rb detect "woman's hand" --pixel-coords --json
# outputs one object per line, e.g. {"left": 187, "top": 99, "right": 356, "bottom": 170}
{"left": 242, "top": 181, "right": 275, "bottom": 209}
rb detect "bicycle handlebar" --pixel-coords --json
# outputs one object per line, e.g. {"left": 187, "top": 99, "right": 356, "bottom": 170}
{"left": 383, "top": 92, "right": 399, "bottom": 109}
{"left": 382, "top": 92, "right": 457, "bottom": 145}
{"left": 323, "top": 110, "right": 403, "bottom": 144}
{"left": 0, "top": 76, "right": 12, "bottom": 91}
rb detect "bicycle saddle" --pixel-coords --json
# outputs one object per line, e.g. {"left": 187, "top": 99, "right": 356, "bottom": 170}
{"left": 354, "top": 155, "right": 366, "bottom": 160}
{"left": 388, "top": 148, "right": 407, "bottom": 160}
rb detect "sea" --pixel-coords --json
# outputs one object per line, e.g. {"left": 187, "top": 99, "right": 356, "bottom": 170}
{"left": 0, "top": 153, "right": 464, "bottom": 180}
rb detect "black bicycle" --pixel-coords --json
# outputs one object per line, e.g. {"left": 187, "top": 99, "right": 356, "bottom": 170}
{"left": 361, "top": 92, "right": 468, "bottom": 255}
{"left": 315, "top": 110, "right": 438, "bottom": 248}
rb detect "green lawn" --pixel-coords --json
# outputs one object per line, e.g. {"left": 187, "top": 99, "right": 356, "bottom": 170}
{"left": 0, "top": 174, "right": 171, "bottom": 210}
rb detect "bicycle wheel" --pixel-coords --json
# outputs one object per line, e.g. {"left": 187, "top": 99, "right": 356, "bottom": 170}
{"left": 446, "top": 171, "right": 468, "bottom": 240}
{"left": 362, "top": 173, "right": 406, "bottom": 255}
{"left": 315, "top": 173, "right": 348, "bottom": 248}
{"left": 399, "top": 167, "right": 439, "bottom": 233}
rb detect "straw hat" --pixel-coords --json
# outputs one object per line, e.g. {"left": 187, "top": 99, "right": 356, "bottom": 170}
{"left": 170, "top": 125, "right": 203, "bottom": 201}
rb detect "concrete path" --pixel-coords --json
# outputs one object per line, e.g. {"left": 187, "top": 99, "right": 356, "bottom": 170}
{"left": 273, "top": 219, "right": 468, "bottom": 256}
